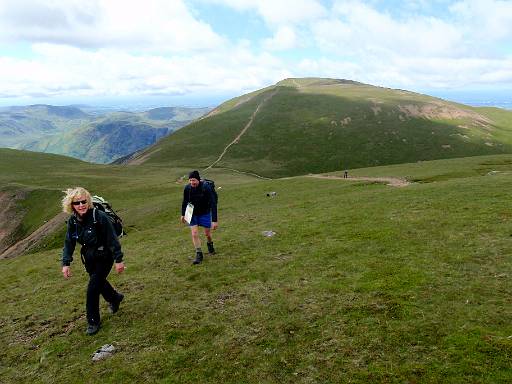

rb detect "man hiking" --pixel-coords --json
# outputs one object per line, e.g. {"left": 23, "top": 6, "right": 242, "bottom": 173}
{"left": 180, "top": 170, "right": 218, "bottom": 265}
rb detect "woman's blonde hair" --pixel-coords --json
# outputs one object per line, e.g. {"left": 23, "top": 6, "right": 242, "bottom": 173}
{"left": 61, "top": 187, "right": 93, "bottom": 214}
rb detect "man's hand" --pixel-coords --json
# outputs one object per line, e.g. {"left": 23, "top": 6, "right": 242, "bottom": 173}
{"left": 115, "top": 262, "right": 125, "bottom": 273}
{"left": 211, "top": 221, "right": 218, "bottom": 230}
{"left": 62, "top": 266, "right": 72, "bottom": 279}
{"left": 180, "top": 216, "right": 186, "bottom": 224}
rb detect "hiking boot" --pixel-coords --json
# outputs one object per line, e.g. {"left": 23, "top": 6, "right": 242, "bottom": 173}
{"left": 207, "top": 242, "right": 216, "bottom": 255}
{"left": 109, "top": 293, "right": 124, "bottom": 314}
{"left": 192, "top": 251, "right": 203, "bottom": 265}
{"left": 86, "top": 323, "right": 100, "bottom": 336}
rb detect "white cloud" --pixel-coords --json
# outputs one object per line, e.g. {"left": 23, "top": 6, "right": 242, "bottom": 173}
{"left": 1, "top": 0, "right": 512, "bottom": 104}
{"left": 0, "top": 0, "right": 225, "bottom": 52}
{"left": 0, "top": 43, "right": 290, "bottom": 99}
{"left": 206, "top": 0, "right": 327, "bottom": 25}
{"left": 387, "top": 56, "right": 512, "bottom": 88}
{"left": 324, "top": 1, "right": 464, "bottom": 58}
{"left": 293, "top": 55, "right": 512, "bottom": 90}
{"left": 450, "top": 0, "right": 512, "bottom": 41}
{"left": 296, "top": 57, "right": 363, "bottom": 80}
{"left": 295, "top": 0, "right": 512, "bottom": 89}
{"left": 262, "top": 26, "right": 298, "bottom": 50}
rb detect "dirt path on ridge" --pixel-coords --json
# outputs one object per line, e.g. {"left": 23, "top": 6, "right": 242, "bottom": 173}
{"left": 306, "top": 174, "right": 410, "bottom": 187}
{"left": 202, "top": 89, "right": 278, "bottom": 173}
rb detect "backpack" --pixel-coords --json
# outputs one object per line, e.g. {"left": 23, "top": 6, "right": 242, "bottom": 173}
{"left": 92, "top": 195, "right": 125, "bottom": 238}
{"left": 202, "top": 179, "right": 218, "bottom": 204}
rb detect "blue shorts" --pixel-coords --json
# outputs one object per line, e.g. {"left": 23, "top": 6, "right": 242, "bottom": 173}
{"left": 189, "top": 213, "right": 212, "bottom": 228}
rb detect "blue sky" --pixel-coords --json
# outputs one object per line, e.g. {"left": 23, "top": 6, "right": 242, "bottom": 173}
{"left": 0, "top": 0, "right": 511, "bottom": 107}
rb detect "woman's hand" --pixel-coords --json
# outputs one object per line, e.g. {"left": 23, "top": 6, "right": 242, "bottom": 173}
{"left": 62, "top": 266, "right": 72, "bottom": 279}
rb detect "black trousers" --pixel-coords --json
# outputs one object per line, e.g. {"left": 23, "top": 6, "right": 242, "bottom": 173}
{"left": 84, "top": 251, "right": 117, "bottom": 325}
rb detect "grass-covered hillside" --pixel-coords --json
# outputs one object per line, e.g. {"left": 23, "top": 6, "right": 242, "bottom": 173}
{"left": 129, "top": 78, "right": 512, "bottom": 177}
{"left": 1, "top": 148, "right": 512, "bottom": 383}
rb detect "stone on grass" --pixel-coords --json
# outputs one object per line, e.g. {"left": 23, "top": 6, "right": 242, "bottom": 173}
{"left": 92, "top": 344, "right": 116, "bottom": 362}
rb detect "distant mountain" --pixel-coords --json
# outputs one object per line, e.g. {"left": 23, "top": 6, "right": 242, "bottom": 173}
{"left": 142, "top": 107, "right": 207, "bottom": 121}
{"left": 24, "top": 119, "right": 169, "bottom": 163}
{"left": 0, "top": 104, "right": 91, "bottom": 147}
{"left": 2, "top": 104, "right": 89, "bottom": 118}
{"left": 0, "top": 105, "right": 210, "bottom": 163}
{"left": 124, "top": 78, "right": 512, "bottom": 177}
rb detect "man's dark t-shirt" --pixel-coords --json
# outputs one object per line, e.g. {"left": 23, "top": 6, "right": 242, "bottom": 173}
{"left": 181, "top": 181, "right": 218, "bottom": 222}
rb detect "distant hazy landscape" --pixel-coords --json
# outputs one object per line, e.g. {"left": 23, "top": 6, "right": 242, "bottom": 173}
{"left": 0, "top": 104, "right": 210, "bottom": 163}
{"left": 430, "top": 91, "right": 512, "bottom": 111}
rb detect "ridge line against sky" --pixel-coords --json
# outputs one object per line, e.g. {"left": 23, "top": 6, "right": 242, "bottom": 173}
{"left": 0, "top": 0, "right": 511, "bottom": 107}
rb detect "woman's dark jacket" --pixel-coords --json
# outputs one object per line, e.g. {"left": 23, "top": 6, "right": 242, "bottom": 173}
{"left": 62, "top": 208, "right": 123, "bottom": 266}
{"left": 181, "top": 181, "right": 218, "bottom": 222}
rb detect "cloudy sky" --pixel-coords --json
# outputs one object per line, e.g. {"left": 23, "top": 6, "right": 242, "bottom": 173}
{"left": 0, "top": 0, "right": 511, "bottom": 107}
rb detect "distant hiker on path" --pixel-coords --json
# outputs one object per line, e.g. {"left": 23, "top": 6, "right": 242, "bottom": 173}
{"left": 61, "top": 187, "right": 125, "bottom": 336}
{"left": 344, "top": 170, "right": 348, "bottom": 178}
{"left": 181, "top": 170, "right": 218, "bottom": 265}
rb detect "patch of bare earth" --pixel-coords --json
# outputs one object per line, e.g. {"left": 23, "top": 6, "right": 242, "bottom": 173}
{"left": 0, "top": 210, "right": 67, "bottom": 260}
{"left": 0, "top": 190, "right": 26, "bottom": 255}
{"left": 127, "top": 148, "right": 161, "bottom": 165}
{"left": 397, "top": 102, "right": 493, "bottom": 129}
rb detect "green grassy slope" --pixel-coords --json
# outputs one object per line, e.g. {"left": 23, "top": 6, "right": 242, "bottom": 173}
{"left": 0, "top": 148, "right": 255, "bottom": 252}
{"left": 2, "top": 149, "right": 512, "bottom": 383}
{"left": 328, "top": 153, "right": 512, "bottom": 183}
{"left": 132, "top": 78, "right": 512, "bottom": 178}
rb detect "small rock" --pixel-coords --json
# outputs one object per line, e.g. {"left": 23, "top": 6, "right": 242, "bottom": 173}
{"left": 92, "top": 344, "right": 116, "bottom": 362}
{"left": 262, "top": 231, "right": 276, "bottom": 237}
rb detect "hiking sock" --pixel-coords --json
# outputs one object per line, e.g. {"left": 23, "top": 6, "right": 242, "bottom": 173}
{"left": 207, "top": 242, "right": 216, "bottom": 254}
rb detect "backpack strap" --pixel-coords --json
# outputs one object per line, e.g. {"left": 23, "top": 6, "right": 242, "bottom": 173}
{"left": 69, "top": 215, "right": 79, "bottom": 240}
{"left": 92, "top": 208, "right": 106, "bottom": 247}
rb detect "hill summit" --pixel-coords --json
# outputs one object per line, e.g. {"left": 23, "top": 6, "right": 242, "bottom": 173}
{"left": 125, "top": 78, "right": 512, "bottom": 177}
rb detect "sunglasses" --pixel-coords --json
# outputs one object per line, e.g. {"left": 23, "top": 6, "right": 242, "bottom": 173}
{"left": 71, "top": 200, "right": 88, "bottom": 206}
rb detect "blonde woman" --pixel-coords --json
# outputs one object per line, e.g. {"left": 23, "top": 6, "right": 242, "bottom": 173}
{"left": 61, "top": 187, "right": 125, "bottom": 336}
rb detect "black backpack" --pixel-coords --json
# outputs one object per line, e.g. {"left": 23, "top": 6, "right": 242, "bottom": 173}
{"left": 202, "top": 179, "right": 218, "bottom": 204}
{"left": 92, "top": 195, "right": 125, "bottom": 238}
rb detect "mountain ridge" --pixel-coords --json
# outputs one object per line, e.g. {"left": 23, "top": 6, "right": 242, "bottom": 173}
{"left": 124, "top": 77, "right": 512, "bottom": 177}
